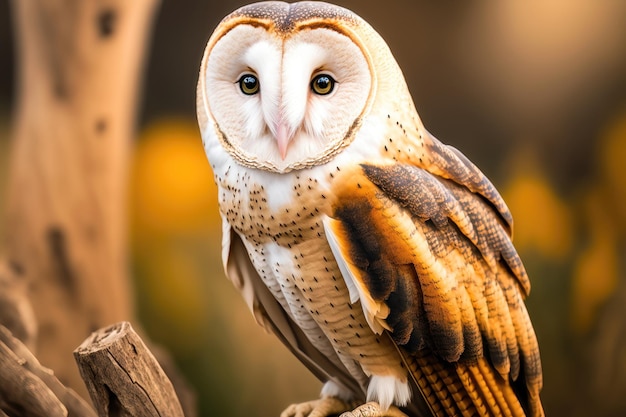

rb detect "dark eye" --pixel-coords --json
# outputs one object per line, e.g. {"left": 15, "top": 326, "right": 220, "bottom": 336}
{"left": 311, "top": 74, "right": 335, "bottom": 95}
{"left": 238, "top": 74, "right": 259, "bottom": 95}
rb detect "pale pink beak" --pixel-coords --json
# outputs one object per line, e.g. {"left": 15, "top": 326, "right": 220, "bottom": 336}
{"left": 275, "top": 121, "right": 291, "bottom": 160}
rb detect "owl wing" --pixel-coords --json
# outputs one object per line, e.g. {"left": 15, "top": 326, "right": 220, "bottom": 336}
{"left": 221, "top": 221, "right": 365, "bottom": 397}
{"left": 323, "top": 132, "right": 543, "bottom": 417}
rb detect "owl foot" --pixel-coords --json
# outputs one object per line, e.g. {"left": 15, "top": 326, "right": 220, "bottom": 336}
{"left": 280, "top": 397, "right": 356, "bottom": 417}
{"left": 339, "top": 402, "right": 408, "bottom": 417}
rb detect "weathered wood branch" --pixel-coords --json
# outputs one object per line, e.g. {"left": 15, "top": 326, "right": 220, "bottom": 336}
{"left": 0, "top": 324, "right": 97, "bottom": 417}
{"left": 0, "top": 260, "right": 36, "bottom": 351}
{"left": 0, "top": 340, "right": 66, "bottom": 417}
{"left": 3, "top": 0, "right": 159, "bottom": 396}
{"left": 74, "top": 322, "right": 185, "bottom": 417}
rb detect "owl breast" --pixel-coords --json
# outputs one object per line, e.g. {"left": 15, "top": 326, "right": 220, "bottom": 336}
{"left": 213, "top": 159, "right": 407, "bottom": 390}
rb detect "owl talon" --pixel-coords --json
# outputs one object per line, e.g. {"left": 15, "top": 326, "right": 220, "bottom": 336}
{"left": 280, "top": 397, "right": 354, "bottom": 417}
{"left": 339, "top": 402, "right": 408, "bottom": 417}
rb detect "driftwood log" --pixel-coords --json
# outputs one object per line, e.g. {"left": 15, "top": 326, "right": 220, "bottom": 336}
{"left": 74, "top": 322, "right": 185, "bottom": 417}
{"left": 0, "top": 324, "right": 97, "bottom": 417}
{"left": 3, "top": 0, "right": 159, "bottom": 396}
{"left": 0, "top": 322, "right": 189, "bottom": 417}
{"left": 0, "top": 260, "right": 36, "bottom": 351}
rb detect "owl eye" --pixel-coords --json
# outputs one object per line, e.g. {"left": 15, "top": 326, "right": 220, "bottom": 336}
{"left": 311, "top": 74, "right": 335, "bottom": 95}
{"left": 238, "top": 74, "right": 259, "bottom": 95}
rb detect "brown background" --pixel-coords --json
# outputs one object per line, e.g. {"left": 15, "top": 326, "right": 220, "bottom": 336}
{"left": 1, "top": 1, "right": 626, "bottom": 416}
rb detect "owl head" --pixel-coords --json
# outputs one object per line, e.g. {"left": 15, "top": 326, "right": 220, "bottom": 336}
{"left": 197, "top": 1, "right": 415, "bottom": 173}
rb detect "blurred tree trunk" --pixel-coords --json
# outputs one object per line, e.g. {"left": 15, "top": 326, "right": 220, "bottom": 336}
{"left": 3, "top": 0, "right": 159, "bottom": 397}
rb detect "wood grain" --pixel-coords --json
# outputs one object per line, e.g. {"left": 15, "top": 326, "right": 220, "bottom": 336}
{"left": 0, "top": 324, "right": 97, "bottom": 417}
{"left": 74, "top": 321, "right": 185, "bottom": 417}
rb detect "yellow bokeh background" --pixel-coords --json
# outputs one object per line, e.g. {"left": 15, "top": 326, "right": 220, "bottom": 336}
{"left": 130, "top": 118, "right": 219, "bottom": 238}
{"left": 503, "top": 154, "right": 574, "bottom": 261}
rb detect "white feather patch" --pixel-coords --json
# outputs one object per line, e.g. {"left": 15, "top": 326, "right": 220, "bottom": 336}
{"left": 323, "top": 216, "right": 361, "bottom": 304}
{"left": 321, "top": 380, "right": 355, "bottom": 402}
{"left": 323, "top": 216, "right": 390, "bottom": 334}
{"left": 220, "top": 219, "right": 232, "bottom": 273}
{"left": 366, "top": 375, "right": 411, "bottom": 410}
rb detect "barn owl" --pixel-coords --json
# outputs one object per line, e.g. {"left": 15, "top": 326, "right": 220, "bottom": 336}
{"left": 197, "top": 2, "right": 543, "bottom": 416}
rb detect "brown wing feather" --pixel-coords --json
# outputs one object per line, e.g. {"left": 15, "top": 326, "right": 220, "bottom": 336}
{"left": 421, "top": 132, "right": 514, "bottom": 236}
{"left": 326, "top": 145, "right": 543, "bottom": 416}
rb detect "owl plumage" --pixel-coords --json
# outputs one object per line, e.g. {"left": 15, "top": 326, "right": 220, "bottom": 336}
{"left": 197, "top": 2, "right": 543, "bottom": 416}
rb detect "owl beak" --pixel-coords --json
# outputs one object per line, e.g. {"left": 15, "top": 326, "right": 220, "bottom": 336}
{"left": 275, "top": 121, "right": 291, "bottom": 160}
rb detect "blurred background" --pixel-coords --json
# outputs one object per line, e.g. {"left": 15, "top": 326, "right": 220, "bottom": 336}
{"left": 1, "top": 1, "right": 626, "bottom": 416}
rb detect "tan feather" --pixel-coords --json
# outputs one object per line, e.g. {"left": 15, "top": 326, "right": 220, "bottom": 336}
{"left": 224, "top": 225, "right": 365, "bottom": 397}
{"left": 325, "top": 151, "right": 543, "bottom": 416}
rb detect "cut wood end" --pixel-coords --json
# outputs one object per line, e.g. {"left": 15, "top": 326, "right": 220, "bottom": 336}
{"left": 73, "top": 321, "right": 187, "bottom": 417}
{"left": 74, "top": 321, "right": 131, "bottom": 354}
